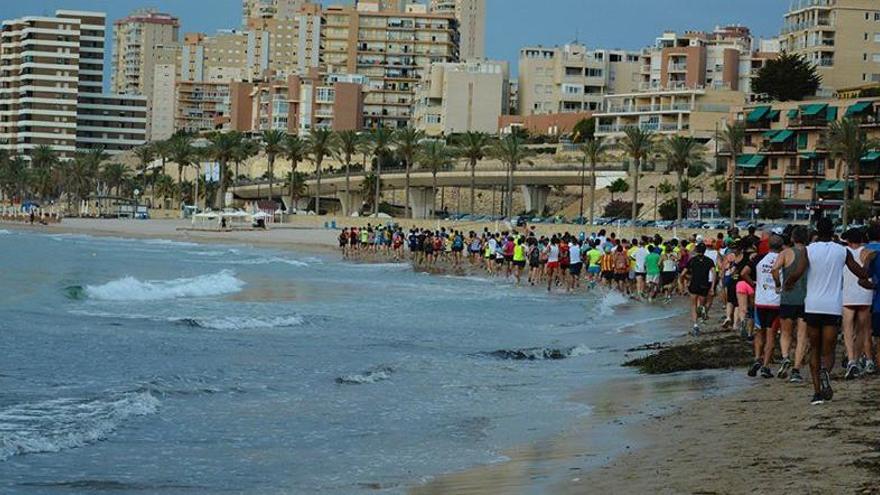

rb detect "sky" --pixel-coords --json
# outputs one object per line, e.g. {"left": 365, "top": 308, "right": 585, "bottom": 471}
{"left": 9, "top": 0, "right": 790, "bottom": 89}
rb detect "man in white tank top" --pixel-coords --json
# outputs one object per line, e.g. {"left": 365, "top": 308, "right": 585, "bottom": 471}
{"left": 792, "top": 218, "right": 871, "bottom": 405}
{"left": 842, "top": 229, "right": 873, "bottom": 380}
{"left": 750, "top": 235, "right": 782, "bottom": 379}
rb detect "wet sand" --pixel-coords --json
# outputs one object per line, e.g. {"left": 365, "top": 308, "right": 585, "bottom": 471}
{"left": 414, "top": 326, "right": 880, "bottom": 494}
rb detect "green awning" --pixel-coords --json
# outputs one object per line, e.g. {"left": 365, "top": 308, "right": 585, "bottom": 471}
{"left": 816, "top": 180, "right": 849, "bottom": 193}
{"left": 800, "top": 152, "right": 818, "bottom": 159}
{"left": 861, "top": 151, "right": 880, "bottom": 162}
{"left": 787, "top": 109, "right": 799, "bottom": 119}
{"left": 800, "top": 103, "right": 828, "bottom": 116}
{"left": 736, "top": 154, "right": 765, "bottom": 168}
{"left": 845, "top": 101, "right": 873, "bottom": 116}
{"left": 746, "top": 105, "right": 772, "bottom": 122}
{"left": 826, "top": 106, "right": 838, "bottom": 121}
{"left": 762, "top": 130, "right": 780, "bottom": 139}
{"left": 770, "top": 129, "right": 795, "bottom": 143}
{"left": 767, "top": 110, "right": 781, "bottom": 120}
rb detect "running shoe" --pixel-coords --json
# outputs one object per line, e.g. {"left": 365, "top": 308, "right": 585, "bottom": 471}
{"left": 820, "top": 369, "right": 833, "bottom": 401}
{"left": 691, "top": 324, "right": 700, "bottom": 337}
{"left": 760, "top": 367, "right": 773, "bottom": 379}
{"left": 697, "top": 305, "right": 707, "bottom": 321}
{"left": 845, "top": 362, "right": 861, "bottom": 381}
{"left": 789, "top": 369, "right": 804, "bottom": 384}
{"left": 739, "top": 320, "right": 749, "bottom": 339}
{"left": 747, "top": 360, "right": 762, "bottom": 377}
{"left": 776, "top": 358, "right": 792, "bottom": 379}
{"left": 865, "top": 360, "right": 877, "bottom": 375}
{"left": 721, "top": 318, "right": 732, "bottom": 330}
{"left": 810, "top": 393, "right": 825, "bottom": 405}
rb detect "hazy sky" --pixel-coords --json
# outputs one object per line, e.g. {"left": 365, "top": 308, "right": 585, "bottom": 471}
{"left": 11, "top": 0, "right": 790, "bottom": 87}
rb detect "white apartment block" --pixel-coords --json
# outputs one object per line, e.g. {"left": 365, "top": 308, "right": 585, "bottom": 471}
{"left": 518, "top": 43, "right": 641, "bottom": 116}
{"left": 0, "top": 10, "right": 145, "bottom": 158}
{"left": 413, "top": 59, "right": 508, "bottom": 135}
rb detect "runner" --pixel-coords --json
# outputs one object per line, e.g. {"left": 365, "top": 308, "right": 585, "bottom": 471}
{"left": 771, "top": 225, "right": 808, "bottom": 382}
{"left": 749, "top": 235, "right": 782, "bottom": 378}
{"left": 841, "top": 228, "right": 872, "bottom": 379}
{"left": 680, "top": 243, "right": 715, "bottom": 336}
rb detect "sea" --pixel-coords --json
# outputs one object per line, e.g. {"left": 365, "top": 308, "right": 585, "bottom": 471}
{"left": 0, "top": 229, "right": 736, "bottom": 494}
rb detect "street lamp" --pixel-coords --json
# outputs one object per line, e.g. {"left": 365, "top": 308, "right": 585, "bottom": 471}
{"left": 696, "top": 186, "right": 704, "bottom": 221}
{"left": 649, "top": 185, "right": 658, "bottom": 222}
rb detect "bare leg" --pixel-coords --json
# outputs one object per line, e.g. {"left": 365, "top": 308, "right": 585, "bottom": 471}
{"left": 762, "top": 325, "right": 777, "bottom": 367}
{"left": 779, "top": 318, "right": 793, "bottom": 361}
{"left": 794, "top": 318, "right": 808, "bottom": 371}
{"left": 808, "top": 325, "right": 822, "bottom": 395}
{"left": 842, "top": 307, "right": 857, "bottom": 364}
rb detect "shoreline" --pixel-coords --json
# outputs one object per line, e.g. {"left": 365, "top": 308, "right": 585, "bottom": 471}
{"left": 9, "top": 218, "right": 877, "bottom": 493}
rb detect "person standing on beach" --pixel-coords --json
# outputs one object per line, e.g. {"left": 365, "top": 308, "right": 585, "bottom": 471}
{"left": 632, "top": 240, "right": 649, "bottom": 300}
{"left": 841, "top": 228, "right": 873, "bottom": 379}
{"left": 771, "top": 226, "right": 809, "bottom": 382}
{"left": 793, "top": 218, "right": 870, "bottom": 405}
{"left": 750, "top": 235, "right": 782, "bottom": 379}
{"left": 545, "top": 236, "right": 560, "bottom": 292}
{"left": 680, "top": 243, "right": 715, "bottom": 336}
{"left": 512, "top": 237, "right": 527, "bottom": 286}
{"left": 645, "top": 247, "right": 661, "bottom": 302}
{"left": 567, "top": 238, "right": 583, "bottom": 291}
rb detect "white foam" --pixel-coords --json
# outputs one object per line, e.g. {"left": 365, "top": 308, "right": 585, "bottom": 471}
{"left": 191, "top": 315, "right": 306, "bottom": 330}
{"left": 441, "top": 275, "right": 494, "bottom": 284}
{"left": 84, "top": 270, "right": 244, "bottom": 301}
{"left": 597, "top": 290, "right": 629, "bottom": 317}
{"left": 0, "top": 229, "right": 10, "bottom": 235}
{"left": 569, "top": 345, "right": 597, "bottom": 357}
{"left": 336, "top": 366, "right": 393, "bottom": 385}
{"left": 227, "top": 257, "right": 309, "bottom": 267}
{"left": 0, "top": 391, "right": 159, "bottom": 461}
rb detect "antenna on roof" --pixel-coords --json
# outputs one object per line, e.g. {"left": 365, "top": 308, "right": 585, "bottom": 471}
{"left": 574, "top": 27, "right": 580, "bottom": 44}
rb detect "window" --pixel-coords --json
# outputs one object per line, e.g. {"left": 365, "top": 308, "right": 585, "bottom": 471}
{"left": 426, "top": 114, "right": 440, "bottom": 124}
{"left": 873, "top": 54, "right": 880, "bottom": 63}
{"left": 874, "top": 33, "right": 880, "bottom": 42}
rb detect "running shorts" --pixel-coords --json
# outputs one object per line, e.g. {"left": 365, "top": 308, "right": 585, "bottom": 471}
{"left": 660, "top": 272, "right": 677, "bottom": 287}
{"left": 602, "top": 271, "right": 614, "bottom": 281}
{"left": 689, "top": 285, "right": 710, "bottom": 297}
{"left": 804, "top": 313, "right": 842, "bottom": 328}
{"left": 647, "top": 274, "right": 660, "bottom": 285}
{"left": 570, "top": 263, "right": 583, "bottom": 276}
{"left": 513, "top": 260, "right": 526, "bottom": 268}
{"left": 587, "top": 265, "right": 600, "bottom": 274}
{"left": 546, "top": 261, "right": 559, "bottom": 270}
{"left": 779, "top": 304, "right": 805, "bottom": 321}
{"left": 614, "top": 272, "right": 628, "bottom": 282}
{"left": 755, "top": 306, "right": 780, "bottom": 330}
{"left": 873, "top": 312, "right": 880, "bottom": 338}
{"left": 736, "top": 281, "right": 755, "bottom": 296}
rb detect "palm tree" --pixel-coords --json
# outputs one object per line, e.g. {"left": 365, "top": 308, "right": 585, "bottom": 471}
{"left": 168, "top": 133, "right": 195, "bottom": 203}
{"left": 360, "top": 172, "right": 380, "bottom": 212}
{"left": 63, "top": 149, "right": 106, "bottom": 209}
{"left": 154, "top": 139, "right": 172, "bottom": 176}
{"left": 132, "top": 144, "right": 155, "bottom": 197}
{"left": 260, "top": 129, "right": 286, "bottom": 204}
{"left": 579, "top": 137, "right": 608, "bottom": 225}
{"left": 367, "top": 127, "right": 394, "bottom": 216}
{"left": 206, "top": 131, "right": 242, "bottom": 209}
{"left": 456, "top": 131, "right": 490, "bottom": 215}
{"left": 306, "top": 128, "right": 335, "bottom": 215}
{"left": 101, "top": 162, "right": 130, "bottom": 197}
{"left": 334, "top": 130, "right": 360, "bottom": 215}
{"left": 283, "top": 134, "right": 307, "bottom": 211}
{"left": 153, "top": 174, "right": 175, "bottom": 207}
{"left": 285, "top": 170, "right": 308, "bottom": 208}
{"left": 233, "top": 138, "right": 258, "bottom": 185}
{"left": 619, "top": 127, "right": 655, "bottom": 222}
{"left": 492, "top": 134, "right": 532, "bottom": 217}
{"left": 30, "top": 145, "right": 59, "bottom": 202}
{"left": 826, "top": 117, "right": 878, "bottom": 228}
{"left": 418, "top": 140, "right": 453, "bottom": 217}
{"left": 718, "top": 122, "right": 745, "bottom": 226}
{"left": 394, "top": 127, "right": 424, "bottom": 218}
{"left": 660, "top": 136, "right": 704, "bottom": 223}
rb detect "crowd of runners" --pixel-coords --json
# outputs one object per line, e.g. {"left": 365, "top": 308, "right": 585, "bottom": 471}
{"left": 338, "top": 216, "right": 880, "bottom": 405}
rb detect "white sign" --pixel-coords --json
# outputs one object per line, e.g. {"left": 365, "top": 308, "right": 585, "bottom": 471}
{"left": 203, "top": 162, "right": 220, "bottom": 182}
{"left": 688, "top": 207, "right": 700, "bottom": 220}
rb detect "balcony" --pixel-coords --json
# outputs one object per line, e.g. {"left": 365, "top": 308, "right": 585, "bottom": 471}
{"left": 667, "top": 63, "right": 688, "bottom": 72}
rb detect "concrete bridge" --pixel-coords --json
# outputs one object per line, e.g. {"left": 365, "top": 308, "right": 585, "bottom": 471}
{"left": 231, "top": 167, "right": 627, "bottom": 218}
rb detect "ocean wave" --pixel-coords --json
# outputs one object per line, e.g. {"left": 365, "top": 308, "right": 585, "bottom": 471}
{"left": 177, "top": 315, "right": 305, "bottom": 330}
{"left": 0, "top": 391, "right": 159, "bottom": 461}
{"left": 336, "top": 366, "right": 394, "bottom": 385}
{"left": 83, "top": 270, "right": 244, "bottom": 301}
{"left": 597, "top": 290, "right": 629, "bottom": 317}
{"left": 0, "top": 229, "right": 10, "bottom": 235}
{"left": 480, "top": 345, "right": 595, "bottom": 361}
{"left": 222, "top": 257, "right": 309, "bottom": 267}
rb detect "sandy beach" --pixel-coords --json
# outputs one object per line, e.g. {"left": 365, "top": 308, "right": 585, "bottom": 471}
{"left": 8, "top": 217, "right": 877, "bottom": 493}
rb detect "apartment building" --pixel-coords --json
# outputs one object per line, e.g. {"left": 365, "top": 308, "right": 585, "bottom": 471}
{"left": 779, "top": 0, "right": 880, "bottom": 96}
{"left": 0, "top": 10, "right": 145, "bottom": 158}
{"left": 638, "top": 26, "right": 773, "bottom": 95}
{"left": 592, "top": 26, "right": 776, "bottom": 140}
{"left": 729, "top": 97, "right": 880, "bottom": 218}
{"left": 323, "top": 3, "right": 459, "bottom": 129}
{"left": 174, "top": 81, "right": 232, "bottom": 134}
{"left": 517, "top": 44, "right": 641, "bottom": 116}
{"left": 413, "top": 59, "right": 508, "bottom": 135}
{"left": 229, "top": 71, "right": 365, "bottom": 135}
{"left": 111, "top": 10, "right": 180, "bottom": 96}
{"left": 111, "top": 10, "right": 179, "bottom": 140}
{"left": 429, "top": 0, "right": 485, "bottom": 60}
{"left": 242, "top": 0, "right": 307, "bottom": 25}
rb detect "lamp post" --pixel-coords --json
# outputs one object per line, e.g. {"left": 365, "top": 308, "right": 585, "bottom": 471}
{"left": 649, "top": 185, "right": 658, "bottom": 222}
{"left": 696, "top": 186, "right": 704, "bottom": 221}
